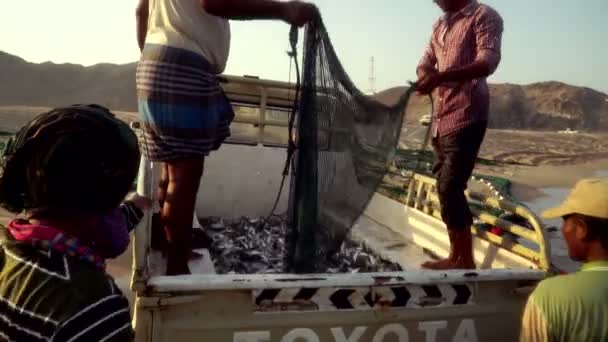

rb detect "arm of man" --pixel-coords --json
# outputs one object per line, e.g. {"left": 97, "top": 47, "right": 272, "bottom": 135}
{"left": 120, "top": 201, "right": 144, "bottom": 233}
{"left": 416, "top": 25, "right": 439, "bottom": 79}
{"left": 121, "top": 194, "right": 151, "bottom": 232}
{"left": 136, "top": 0, "right": 149, "bottom": 51}
{"left": 201, "top": 0, "right": 319, "bottom": 27}
{"left": 438, "top": 8, "right": 504, "bottom": 83}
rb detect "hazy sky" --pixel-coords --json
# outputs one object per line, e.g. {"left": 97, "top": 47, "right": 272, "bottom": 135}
{"left": 0, "top": 0, "right": 606, "bottom": 93}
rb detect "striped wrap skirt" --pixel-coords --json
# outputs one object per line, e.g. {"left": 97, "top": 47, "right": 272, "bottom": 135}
{"left": 136, "top": 44, "right": 235, "bottom": 161}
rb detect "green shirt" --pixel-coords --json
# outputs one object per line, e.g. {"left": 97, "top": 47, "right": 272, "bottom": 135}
{"left": 0, "top": 226, "right": 133, "bottom": 341}
{"left": 520, "top": 261, "right": 608, "bottom": 342}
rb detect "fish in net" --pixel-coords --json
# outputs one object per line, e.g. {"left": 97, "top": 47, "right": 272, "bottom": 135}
{"left": 285, "top": 18, "right": 420, "bottom": 273}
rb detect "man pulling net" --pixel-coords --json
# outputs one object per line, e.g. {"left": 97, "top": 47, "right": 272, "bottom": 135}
{"left": 135, "top": 0, "right": 319, "bottom": 275}
{"left": 286, "top": 0, "right": 503, "bottom": 273}
{"left": 415, "top": 0, "right": 504, "bottom": 270}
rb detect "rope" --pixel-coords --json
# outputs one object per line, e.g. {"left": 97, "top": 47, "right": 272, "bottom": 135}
{"left": 268, "top": 25, "right": 301, "bottom": 218}
{"left": 418, "top": 90, "right": 435, "bottom": 172}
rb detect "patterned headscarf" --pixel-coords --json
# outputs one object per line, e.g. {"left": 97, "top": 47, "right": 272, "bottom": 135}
{"left": 0, "top": 104, "right": 140, "bottom": 217}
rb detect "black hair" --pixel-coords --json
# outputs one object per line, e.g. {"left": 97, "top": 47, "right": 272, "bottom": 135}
{"left": 0, "top": 104, "right": 140, "bottom": 217}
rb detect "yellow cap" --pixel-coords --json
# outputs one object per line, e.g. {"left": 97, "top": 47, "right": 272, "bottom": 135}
{"left": 542, "top": 178, "right": 608, "bottom": 219}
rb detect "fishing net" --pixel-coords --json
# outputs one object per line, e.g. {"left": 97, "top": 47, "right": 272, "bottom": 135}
{"left": 285, "top": 19, "right": 418, "bottom": 273}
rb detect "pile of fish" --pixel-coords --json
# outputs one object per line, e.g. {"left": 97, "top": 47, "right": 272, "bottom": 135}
{"left": 200, "top": 216, "right": 402, "bottom": 274}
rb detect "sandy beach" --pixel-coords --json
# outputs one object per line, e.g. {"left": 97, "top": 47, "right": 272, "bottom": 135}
{"left": 478, "top": 158, "right": 608, "bottom": 202}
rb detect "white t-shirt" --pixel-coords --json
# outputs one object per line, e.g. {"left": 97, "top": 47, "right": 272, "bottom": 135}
{"left": 145, "top": 0, "right": 231, "bottom": 73}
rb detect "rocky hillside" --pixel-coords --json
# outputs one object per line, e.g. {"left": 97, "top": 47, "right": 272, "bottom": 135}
{"left": 2, "top": 50, "right": 607, "bottom": 131}
{"left": 374, "top": 81, "right": 608, "bottom": 132}
{"left": 0, "top": 51, "right": 137, "bottom": 111}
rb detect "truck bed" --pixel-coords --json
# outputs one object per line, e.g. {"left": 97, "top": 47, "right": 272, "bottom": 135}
{"left": 128, "top": 77, "right": 553, "bottom": 342}
{"left": 146, "top": 214, "right": 426, "bottom": 278}
{"left": 136, "top": 140, "right": 547, "bottom": 286}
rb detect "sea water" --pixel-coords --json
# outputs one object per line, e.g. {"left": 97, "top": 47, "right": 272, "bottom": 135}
{"left": 524, "top": 169, "right": 608, "bottom": 227}
{"left": 522, "top": 169, "right": 607, "bottom": 271}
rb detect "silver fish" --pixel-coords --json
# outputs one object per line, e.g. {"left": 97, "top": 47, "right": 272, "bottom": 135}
{"left": 203, "top": 216, "right": 401, "bottom": 275}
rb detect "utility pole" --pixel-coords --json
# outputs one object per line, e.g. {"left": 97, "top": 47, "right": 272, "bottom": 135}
{"left": 368, "top": 57, "right": 376, "bottom": 95}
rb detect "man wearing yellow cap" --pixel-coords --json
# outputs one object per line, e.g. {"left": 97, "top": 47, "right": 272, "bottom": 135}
{"left": 520, "top": 178, "right": 608, "bottom": 342}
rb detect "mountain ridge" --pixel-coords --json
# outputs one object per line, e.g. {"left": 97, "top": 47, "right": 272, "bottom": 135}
{"left": 2, "top": 50, "right": 607, "bottom": 131}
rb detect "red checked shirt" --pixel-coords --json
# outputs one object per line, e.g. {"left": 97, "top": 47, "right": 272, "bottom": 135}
{"left": 417, "top": 0, "right": 503, "bottom": 137}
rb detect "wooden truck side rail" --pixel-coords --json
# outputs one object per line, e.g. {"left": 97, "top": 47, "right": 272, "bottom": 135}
{"left": 404, "top": 173, "right": 551, "bottom": 271}
{"left": 220, "top": 75, "right": 295, "bottom": 148}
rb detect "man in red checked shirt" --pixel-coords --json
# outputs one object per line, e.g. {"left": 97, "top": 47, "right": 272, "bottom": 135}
{"left": 416, "top": 0, "right": 503, "bottom": 270}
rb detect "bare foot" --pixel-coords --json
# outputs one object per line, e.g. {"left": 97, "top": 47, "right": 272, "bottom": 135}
{"left": 191, "top": 229, "right": 213, "bottom": 249}
{"left": 166, "top": 263, "right": 191, "bottom": 276}
{"left": 452, "top": 257, "right": 476, "bottom": 270}
{"left": 166, "top": 245, "right": 194, "bottom": 275}
{"left": 189, "top": 250, "right": 204, "bottom": 260}
{"left": 166, "top": 250, "right": 191, "bottom": 275}
{"left": 421, "top": 258, "right": 476, "bottom": 270}
{"left": 151, "top": 214, "right": 211, "bottom": 250}
{"left": 165, "top": 250, "right": 204, "bottom": 275}
{"left": 421, "top": 258, "right": 454, "bottom": 270}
